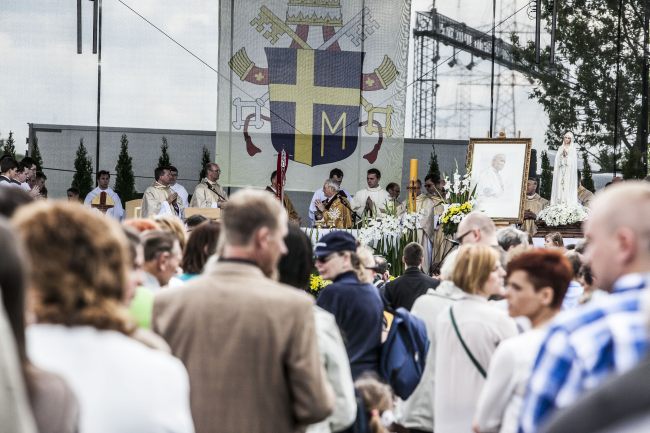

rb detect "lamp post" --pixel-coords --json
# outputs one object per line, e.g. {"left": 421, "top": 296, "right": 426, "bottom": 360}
{"left": 489, "top": 0, "right": 496, "bottom": 137}
{"left": 77, "top": 0, "right": 102, "bottom": 178}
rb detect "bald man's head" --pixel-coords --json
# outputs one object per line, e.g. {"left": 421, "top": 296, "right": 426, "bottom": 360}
{"left": 456, "top": 211, "right": 497, "bottom": 246}
{"left": 584, "top": 181, "right": 650, "bottom": 291}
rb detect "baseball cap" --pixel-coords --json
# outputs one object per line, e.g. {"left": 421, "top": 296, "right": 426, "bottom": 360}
{"left": 314, "top": 231, "right": 357, "bottom": 258}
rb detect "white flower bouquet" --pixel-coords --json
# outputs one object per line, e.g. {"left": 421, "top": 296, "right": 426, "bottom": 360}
{"left": 357, "top": 209, "right": 424, "bottom": 275}
{"left": 439, "top": 168, "right": 477, "bottom": 236}
{"left": 537, "top": 204, "right": 588, "bottom": 226}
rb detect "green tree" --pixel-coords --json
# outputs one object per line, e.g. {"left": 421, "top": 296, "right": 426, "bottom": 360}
{"left": 30, "top": 136, "right": 44, "bottom": 170}
{"left": 2, "top": 131, "right": 16, "bottom": 159}
{"left": 114, "top": 134, "right": 137, "bottom": 205}
{"left": 581, "top": 151, "right": 595, "bottom": 192}
{"left": 540, "top": 151, "right": 553, "bottom": 200}
{"left": 427, "top": 146, "right": 441, "bottom": 178}
{"left": 512, "top": 0, "right": 647, "bottom": 178}
{"left": 158, "top": 136, "right": 171, "bottom": 168}
{"left": 71, "top": 138, "right": 94, "bottom": 199}
{"left": 199, "top": 146, "right": 211, "bottom": 180}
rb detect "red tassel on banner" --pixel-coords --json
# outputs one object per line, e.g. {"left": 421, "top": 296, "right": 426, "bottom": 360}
{"left": 276, "top": 148, "right": 288, "bottom": 202}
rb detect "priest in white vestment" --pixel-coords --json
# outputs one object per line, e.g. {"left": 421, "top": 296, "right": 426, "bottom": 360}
{"left": 351, "top": 168, "right": 391, "bottom": 219}
{"left": 169, "top": 166, "right": 189, "bottom": 208}
{"left": 84, "top": 170, "right": 124, "bottom": 220}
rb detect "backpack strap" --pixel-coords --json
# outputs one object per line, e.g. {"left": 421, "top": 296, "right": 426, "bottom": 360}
{"left": 449, "top": 307, "right": 487, "bottom": 378}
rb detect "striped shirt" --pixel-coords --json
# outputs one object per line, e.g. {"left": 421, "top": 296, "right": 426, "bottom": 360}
{"left": 518, "top": 273, "right": 649, "bottom": 433}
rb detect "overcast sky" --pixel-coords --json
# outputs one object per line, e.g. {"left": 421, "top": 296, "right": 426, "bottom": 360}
{"left": 1, "top": 0, "right": 547, "bottom": 155}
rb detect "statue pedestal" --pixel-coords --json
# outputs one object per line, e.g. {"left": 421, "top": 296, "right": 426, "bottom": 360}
{"left": 535, "top": 221, "right": 583, "bottom": 238}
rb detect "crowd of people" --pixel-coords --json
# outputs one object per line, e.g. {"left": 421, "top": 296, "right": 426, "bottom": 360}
{"left": 3, "top": 151, "right": 650, "bottom": 433}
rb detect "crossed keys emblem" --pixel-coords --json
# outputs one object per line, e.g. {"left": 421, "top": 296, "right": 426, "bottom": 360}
{"left": 228, "top": 2, "right": 398, "bottom": 164}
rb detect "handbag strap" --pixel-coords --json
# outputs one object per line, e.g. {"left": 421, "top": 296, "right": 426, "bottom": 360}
{"left": 449, "top": 306, "right": 487, "bottom": 378}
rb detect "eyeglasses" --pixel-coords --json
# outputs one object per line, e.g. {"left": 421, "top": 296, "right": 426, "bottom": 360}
{"left": 208, "top": 169, "right": 221, "bottom": 173}
{"left": 455, "top": 229, "right": 475, "bottom": 243}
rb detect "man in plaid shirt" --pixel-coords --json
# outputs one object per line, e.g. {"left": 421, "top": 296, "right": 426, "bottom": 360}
{"left": 518, "top": 182, "right": 650, "bottom": 433}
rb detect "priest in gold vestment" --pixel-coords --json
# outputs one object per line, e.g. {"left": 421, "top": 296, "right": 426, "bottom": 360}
{"left": 190, "top": 163, "right": 228, "bottom": 208}
{"left": 402, "top": 176, "right": 451, "bottom": 275}
{"left": 314, "top": 179, "right": 353, "bottom": 229}
{"left": 522, "top": 177, "right": 549, "bottom": 236}
{"left": 141, "top": 167, "right": 184, "bottom": 219}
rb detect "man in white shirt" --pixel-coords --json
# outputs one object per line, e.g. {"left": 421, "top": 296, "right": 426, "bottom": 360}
{"left": 351, "top": 168, "right": 391, "bottom": 219}
{"left": 308, "top": 168, "right": 351, "bottom": 226}
{"left": 169, "top": 166, "right": 189, "bottom": 208}
{"left": 84, "top": 170, "right": 124, "bottom": 220}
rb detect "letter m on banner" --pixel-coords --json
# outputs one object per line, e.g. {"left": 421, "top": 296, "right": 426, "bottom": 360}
{"left": 266, "top": 47, "right": 363, "bottom": 167}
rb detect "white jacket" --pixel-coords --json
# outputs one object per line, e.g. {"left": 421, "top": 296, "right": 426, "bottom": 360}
{"left": 307, "top": 307, "right": 357, "bottom": 433}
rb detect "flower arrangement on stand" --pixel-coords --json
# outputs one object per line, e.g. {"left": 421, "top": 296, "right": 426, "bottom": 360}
{"left": 537, "top": 204, "right": 588, "bottom": 227}
{"left": 439, "top": 169, "right": 477, "bottom": 236}
{"left": 357, "top": 207, "right": 424, "bottom": 276}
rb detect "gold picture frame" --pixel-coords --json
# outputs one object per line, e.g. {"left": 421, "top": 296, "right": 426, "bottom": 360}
{"left": 467, "top": 137, "right": 532, "bottom": 224}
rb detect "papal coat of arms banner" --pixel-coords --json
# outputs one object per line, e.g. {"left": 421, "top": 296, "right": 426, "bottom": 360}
{"left": 217, "top": 0, "right": 412, "bottom": 191}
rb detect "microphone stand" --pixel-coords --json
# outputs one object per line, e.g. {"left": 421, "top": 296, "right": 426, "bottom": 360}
{"left": 429, "top": 237, "right": 459, "bottom": 277}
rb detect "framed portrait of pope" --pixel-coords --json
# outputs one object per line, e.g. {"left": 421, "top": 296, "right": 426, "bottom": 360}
{"left": 467, "top": 137, "right": 532, "bottom": 223}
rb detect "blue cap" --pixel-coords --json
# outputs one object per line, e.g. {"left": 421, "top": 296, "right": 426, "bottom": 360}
{"left": 314, "top": 231, "right": 357, "bottom": 258}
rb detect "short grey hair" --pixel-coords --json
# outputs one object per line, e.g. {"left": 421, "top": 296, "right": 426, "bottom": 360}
{"left": 496, "top": 227, "right": 529, "bottom": 251}
{"left": 323, "top": 179, "right": 340, "bottom": 193}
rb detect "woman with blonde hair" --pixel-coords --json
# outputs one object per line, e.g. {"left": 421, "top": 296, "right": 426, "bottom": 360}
{"left": 356, "top": 245, "right": 377, "bottom": 284}
{"left": 14, "top": 201, "right": 194, "bottom": 433}
{"left": 434, "top": 244, "right": 517, "bottom": 433}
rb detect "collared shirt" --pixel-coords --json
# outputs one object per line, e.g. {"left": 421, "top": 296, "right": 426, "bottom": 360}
{"left": 518, "top": 273, "right": 649, "bottom": 433}
{"left": 0, "top": 175, "right": 21, "bottom": 188}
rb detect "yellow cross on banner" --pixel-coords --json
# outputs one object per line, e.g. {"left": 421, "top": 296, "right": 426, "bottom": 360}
{"left": 268, "top": 49, "right": 360, "bottom": 166}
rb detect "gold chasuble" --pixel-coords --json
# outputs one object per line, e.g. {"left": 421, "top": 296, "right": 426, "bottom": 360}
{"left": 522, "top": 193, "right": 549, "bottom": 236}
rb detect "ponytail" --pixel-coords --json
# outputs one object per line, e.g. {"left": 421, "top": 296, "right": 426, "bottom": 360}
{"left": 350, "top": 251, "right": 367, "bottom": 282}
{"left": 355, "top": 374, "right": 393, "bottom": 433}
{"left": 368, "top": 409, "right": 388, "bottom": 433}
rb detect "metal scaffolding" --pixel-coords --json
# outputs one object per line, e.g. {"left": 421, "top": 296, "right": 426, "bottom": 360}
{"left": 411, "top": 5, "right": 564, "bottom": 139}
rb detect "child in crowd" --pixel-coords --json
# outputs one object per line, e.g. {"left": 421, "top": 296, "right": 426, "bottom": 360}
{"left": 355, "top": 375, "right": 395, "bottom": 433}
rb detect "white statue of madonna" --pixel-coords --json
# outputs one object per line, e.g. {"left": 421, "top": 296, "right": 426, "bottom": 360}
{"left": 550, "top": 131, "right": 579, "bottom": 206}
